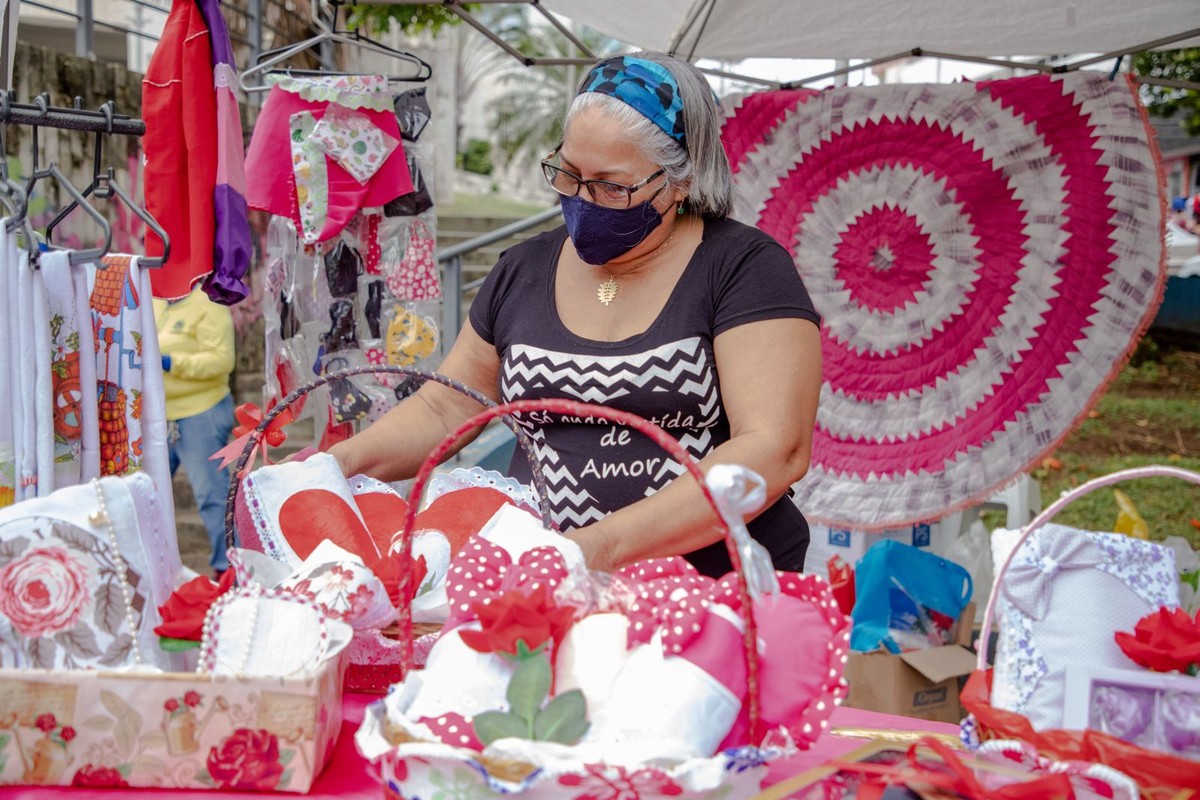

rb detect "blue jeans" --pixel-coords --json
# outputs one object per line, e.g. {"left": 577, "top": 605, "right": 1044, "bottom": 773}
{"left": 168, "top": 393, "right": 235, "bottom": 572}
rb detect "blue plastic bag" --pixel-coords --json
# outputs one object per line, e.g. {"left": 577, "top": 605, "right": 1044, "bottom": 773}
{"left": 850, "top": 539, "right": 973, "bottom": 653}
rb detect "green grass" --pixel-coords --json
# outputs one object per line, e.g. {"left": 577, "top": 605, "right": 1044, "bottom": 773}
{"left": 1033, "top": 455, "right": 1200, "bottom": 549}
{"left": 440, "top": 192, "right": 554, "bottom": 218}
{"left": 1016, "top": 344, "right": 1200, "bottom": 549}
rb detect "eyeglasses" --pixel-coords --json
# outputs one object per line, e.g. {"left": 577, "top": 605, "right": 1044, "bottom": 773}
{"left": 541, "top": 153, "right": 666, "bottom": 209}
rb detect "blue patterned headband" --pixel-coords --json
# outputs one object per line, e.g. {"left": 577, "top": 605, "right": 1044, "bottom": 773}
{"left": 579, "top": 56, "right": 686, "bottom": 146}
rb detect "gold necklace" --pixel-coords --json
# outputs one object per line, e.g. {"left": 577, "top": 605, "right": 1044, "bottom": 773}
{"left": 596, "top": 221, "right": 684, "bottom": 306}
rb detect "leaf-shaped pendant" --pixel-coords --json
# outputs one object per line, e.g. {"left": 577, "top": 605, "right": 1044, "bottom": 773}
{"left": 597, "top": 277, "right": 618, "bottom": 306}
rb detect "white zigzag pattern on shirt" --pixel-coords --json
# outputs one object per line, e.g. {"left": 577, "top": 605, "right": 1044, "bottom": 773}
{"left": 502, "top": 338, "right": 719, "bottom": 530}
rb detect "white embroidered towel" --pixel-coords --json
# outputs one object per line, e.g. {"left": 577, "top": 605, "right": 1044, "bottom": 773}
{"left": 991, "top": 523, "right": 1179, "bottom": 730}
{"left": 75, "top": 261, "right": 100, "bottom": 482}
{"left": 0, "top": 225, "right": 15, "bottom": 505}
{"left": 128, "top": 256, "right": 175, "bottom": 538}
{"left": 31, "top": 258, "right": 53, "bottom": 496}
{"left": 14, "top": 248, "right": 35, "bottom": 500}
{"left": 41, "top": 252, "right": 101, "bottom": 486}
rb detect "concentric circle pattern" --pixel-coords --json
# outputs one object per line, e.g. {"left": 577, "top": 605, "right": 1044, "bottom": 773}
{"left": 721, "top": 74, "right": 1167, "bottom": 530}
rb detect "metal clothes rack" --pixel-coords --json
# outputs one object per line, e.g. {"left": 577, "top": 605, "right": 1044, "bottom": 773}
{"left": 0, "top": 91, "right": 146, "bottom": 136}
{"left": 0, "top": 90, "right": 168, "bottom": 267}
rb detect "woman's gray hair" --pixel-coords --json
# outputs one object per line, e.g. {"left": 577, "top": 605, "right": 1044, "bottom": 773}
{"left": 565, "top": 51, "right": 733, "bottom": 219}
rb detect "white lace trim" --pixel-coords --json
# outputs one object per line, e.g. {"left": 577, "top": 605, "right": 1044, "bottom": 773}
{"left": 268, "top": 74, "right": 393, "bottom": 112}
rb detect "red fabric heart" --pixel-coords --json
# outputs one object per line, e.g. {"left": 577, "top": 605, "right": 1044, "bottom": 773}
{"left": 276, "top": 485, "right": 514, "bottom": 610}
{"left": 277, "top": 489, "right": 376, "bottom": 562}
{"left": 411, "top": 487, "right": 512, "bottom": 557}
{"left": 354, "top": 491, "right": 410, "bottom": 560}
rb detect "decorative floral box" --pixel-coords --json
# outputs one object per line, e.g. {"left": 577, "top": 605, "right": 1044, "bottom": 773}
{"left": 0, "top": 653, "right": 345, "bottom": 792}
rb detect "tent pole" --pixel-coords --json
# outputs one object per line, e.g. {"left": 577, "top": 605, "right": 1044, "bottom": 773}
{"left": 916, "top": 50, "right": 1056, "bottom": 74}
{"left": 530, "top": 2, "right": 595, "bottom": 59}
{"left": 1138, "top": 76, "right": 1200, "bottom": 92}
{"left": 780, "top": 50, "right": 917, "bottom": 89}
{"left": 1061, "top": 27, "right": 1200, "bottom": 71}
{"left": 696, "top": 66, "right": 779, "bottom": 88}
{"left": 668, "top": 0, "right": 715, "bottom": 58}
{"left": 446, "top": 3, "right": 533, "bottom": 65}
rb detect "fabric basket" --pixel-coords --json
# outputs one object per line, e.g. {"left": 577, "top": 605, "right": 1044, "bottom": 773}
{"left": 961, "top": 465, "right": 1200, "bottom": 799}
{"left": 222, "top": 365, "right": 556, "bottom": 693}
{"left": 355, "top": 397, "right": 852, "bottom": 800}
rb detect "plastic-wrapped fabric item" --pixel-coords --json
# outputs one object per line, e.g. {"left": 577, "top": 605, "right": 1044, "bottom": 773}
{"left": 323, "top": 354, "right": 373, "bottom": 424}
{"left": 383, "top": 151, "right": 434, "bottom": 217}
{"left": 394, "top": 87, "right": 431, "bottom": 142}
{"left": 244, "top": 75, "right": 413, "bottom": 245}
{"left": 384, "top": 302, "right": 440, "bottom": 368}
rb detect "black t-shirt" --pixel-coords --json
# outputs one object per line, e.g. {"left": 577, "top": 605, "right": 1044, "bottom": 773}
{"left": 469, "top": 216, "right": 820, "bottom": 576}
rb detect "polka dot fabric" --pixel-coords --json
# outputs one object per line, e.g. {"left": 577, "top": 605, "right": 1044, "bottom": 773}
{"left": 443, "top": 539, "right": 570, "bottom": 632}
{"left": 617, "top": 558, "right": 853, "bottom": 751}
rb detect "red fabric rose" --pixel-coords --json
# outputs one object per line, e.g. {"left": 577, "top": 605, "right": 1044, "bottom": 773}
{"left": 164, "top": 698, "right": 180, "bottom": 713}
{"left": 0, "top": 547, "right": 91, "bottom": 638}
{"left": 60, "top": 726, "right": 76, "bottom": 742}
{"left": 206, "top": 727, "right": 284, "bottom": 790}
{"left": 184, "top": 690, "right": 202, "bottom": 708}
{"left": 35, "top": 713, "right": 56, "bottom": 732}
{"left": 459, "top": 584, "right": 574, "bottom": 657}
{"left": 1115, "top": 607, "right": 1200, "bottom": 675}
{"left": 155, "top": 570, "right": 235, "bottom": 641}
{"left": 71, "top": 765, "right": 129, "bottom": 788}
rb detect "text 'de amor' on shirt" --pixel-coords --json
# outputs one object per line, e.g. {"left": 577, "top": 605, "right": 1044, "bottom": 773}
{"left": 470, "top": 216, "right": 820, "bottom": 577}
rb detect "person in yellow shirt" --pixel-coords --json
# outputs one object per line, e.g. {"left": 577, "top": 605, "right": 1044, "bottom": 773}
{"left": 154, "top": 287, "right": 236, "bottom": 576}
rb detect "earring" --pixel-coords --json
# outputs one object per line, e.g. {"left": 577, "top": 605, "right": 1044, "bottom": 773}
{"left": 677, "top": 201, "right": 686, "bottom": 216}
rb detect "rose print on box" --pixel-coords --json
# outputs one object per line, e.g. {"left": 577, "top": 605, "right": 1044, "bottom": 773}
{"left": 204, "top": 728, "right": 287, "bottom": 791}
{"left": 0, "top": 669, "right": 340, "bottom": 791}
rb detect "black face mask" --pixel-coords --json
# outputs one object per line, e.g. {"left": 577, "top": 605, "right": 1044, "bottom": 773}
{"left": 394, "top": 87, "right": 432, "bottom": 142}
{"left": 384, "top": 154, "right": 434, "bottom": 218}
{"left": 559, "top": 193, "right": 665, "bottom": 265}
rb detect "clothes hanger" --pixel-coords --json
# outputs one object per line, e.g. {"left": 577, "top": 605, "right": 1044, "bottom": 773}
{"left": 45, "top": 101, "right": 169, "bottom": 268}
{"left": 239, "top": 0, "right": 432, "bottom": 93}
{"left": 0, "top": 91, "right": 40, "bottom": 261}
{"left": 1, "top": 177, "right": 41, "bottom": 265}
{"left": 22, "top": 94, "right": 111, "bottom": 266}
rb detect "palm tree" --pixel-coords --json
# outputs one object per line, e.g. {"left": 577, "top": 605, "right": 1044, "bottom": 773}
{"left": 454, "top": 5, "right": 527, "bottom": 151}
{"left": 488, "top": 22, "right": 622, "bottom": 173}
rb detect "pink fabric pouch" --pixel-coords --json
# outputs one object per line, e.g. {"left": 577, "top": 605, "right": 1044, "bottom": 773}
{"left": 244, "top": 79, "right": 413, "bottom": 244}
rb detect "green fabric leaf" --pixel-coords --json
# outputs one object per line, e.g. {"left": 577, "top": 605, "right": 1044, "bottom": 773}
{"left": 473, "top": 711, "right": 529, "bottom": 746}
{"left": 158, "top": 637, "right": 201, "bottom": 652}
{"left": 506, "top": 655, "right": 550, "bottom": 723}
{"left": 533, "top": 689, "right": 589, "bottom": 745}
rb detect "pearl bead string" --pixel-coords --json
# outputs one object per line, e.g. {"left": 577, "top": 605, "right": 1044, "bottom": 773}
{"left": 198, "top": 585, "right": 333, "bottom": 676}
{"left": 88, "top": 478, "right": 143, "bottom": 666}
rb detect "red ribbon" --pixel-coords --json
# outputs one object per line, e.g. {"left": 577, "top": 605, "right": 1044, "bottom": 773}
{"left": 830, "top": 737, "right": 1076, "bottom": 800}
{"left": 209, "top": 401, "right": 296, "bottom": 476}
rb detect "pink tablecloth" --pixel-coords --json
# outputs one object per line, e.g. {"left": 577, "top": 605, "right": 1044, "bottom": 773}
{"left": 3, "top": 695, "right": 958, "bottom": 799}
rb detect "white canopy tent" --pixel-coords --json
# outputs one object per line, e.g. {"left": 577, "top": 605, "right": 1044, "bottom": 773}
{"left": 537, "top": 0, "right": 1200, "bottom": 62}
{"left": 363, "top": 1, "right": 1200, "bottom": 89}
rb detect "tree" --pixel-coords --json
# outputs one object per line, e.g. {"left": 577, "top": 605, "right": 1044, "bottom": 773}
{"left": 489, "top": 24, "right": 621, "bottom": 169}
{"left": 1132, "top": 48, "right": 1200, "bottom": 136}
{"left": 453, "top": 5, "right": 528, "bottom": 151}
{"left": 347, "top": 4, "right": 479, "bottom": 37}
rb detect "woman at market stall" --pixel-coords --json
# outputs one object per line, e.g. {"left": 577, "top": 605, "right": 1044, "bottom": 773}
{"left": 330, "top": 51, "right": 822, "bottom": 577}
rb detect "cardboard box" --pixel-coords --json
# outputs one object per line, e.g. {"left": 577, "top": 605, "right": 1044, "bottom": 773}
{"left": 842, "top": 603, "right": 978, "bottom": 723}
{"left": 0, "top": 653, "right": 345, "bottom": 792}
